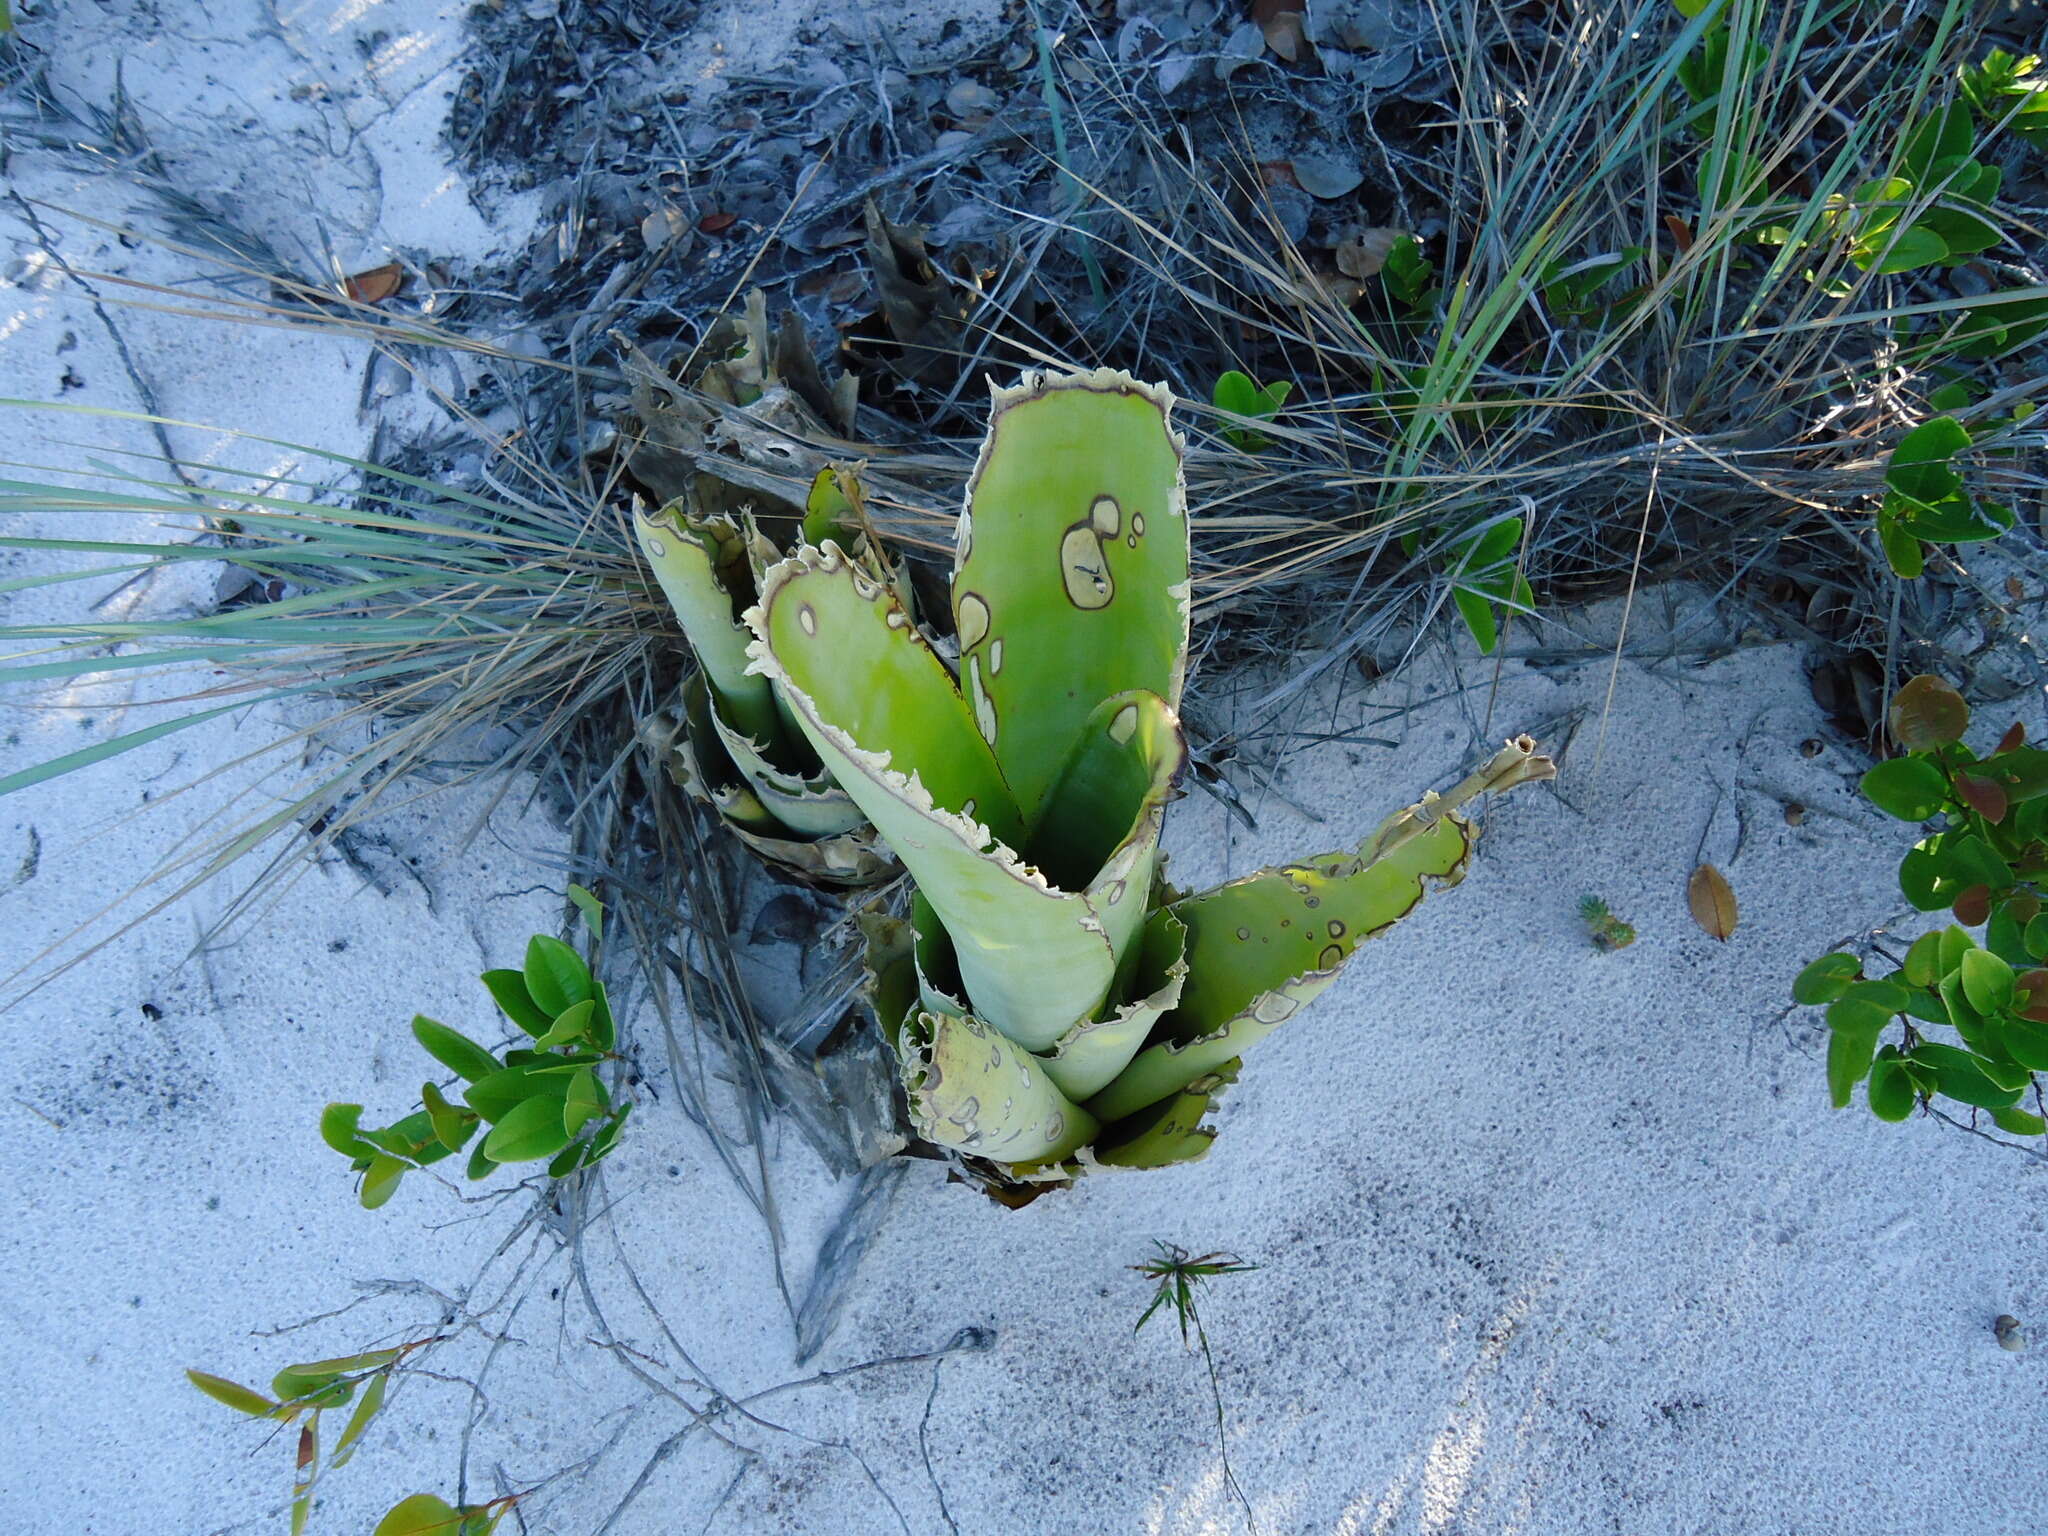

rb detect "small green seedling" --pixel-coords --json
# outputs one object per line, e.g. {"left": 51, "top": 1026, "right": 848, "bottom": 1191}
{"left": 323, "top": 888, "right": 629, "bottom": 1206}
{"left": 1446, "top": 515, "right": 1535, "bottom": 656}
{"left": 1210, "top": 370, "right": 1292, "bottom": 452}
{"left": 188, "top": 1340, "right": 430, "bottom": 1534}
{"left": 1960, "top": 49, "right": 2048, "bottom": 149}
{"left": 1536, "top": 248, "right": 1646, "bottom": 324}
{"left": 1579, "top": 895, "right": 1636, "bottom": 952}
{"left": 1134, "top": 1242, "right": 1259, "bottom": 1526}
{"left": 1794, "top": 675, "right": 2048, "bottom": 1141}
{"left": 1378, "top": 234, "right": 1439, "bottom": 319}
{"left": 1873, "top": 415, "right": 2013, "bottom": 579}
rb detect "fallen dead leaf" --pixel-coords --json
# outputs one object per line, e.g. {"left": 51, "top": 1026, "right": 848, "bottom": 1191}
{"left": 1663, "top": 214, "right": 1695, "bottom": 254}
{"left": 342, "top": 263, "right": 404, "bottom": 304}
{"left": 1249, "top": 0, "right": 1303, "bottom": 22}
{"left": 1261, "top": 10, "right": 1310, "bottom": 61}
{"left": 1688, "top": 863, "right": 1738, "bottom": 941}
{"left": 698, "top": 210, "right": 739, "bottom": 235}
{"left": 1335, "top": 227, "right": 1404, "bottom": 279}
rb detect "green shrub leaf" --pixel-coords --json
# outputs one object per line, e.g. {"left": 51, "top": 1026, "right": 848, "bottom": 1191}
{"left": 1860, "top": 757, "right": 1949, "bottom": 820}
{"left": 481, "top": 1093, "right": 575, "bottom": 1163}
{"left": 1793, "top": 952, "right": 1862, "bottom": 1004}
{"left": 186, "top": 1369, "right": 279, "bottom": 1418}
{"left": 522, "top": 935, "right": 594, "bottom": 1018}
{"left": 480, "top": 970, "right": 552, "bottom": 1037}
{"left": 412, "top": 1016, "right": 500, "bottom": 1083}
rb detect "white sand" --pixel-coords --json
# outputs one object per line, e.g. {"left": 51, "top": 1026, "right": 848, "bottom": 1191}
{"left": 3, "top": 4, "right": 2044, "bottom": 1533}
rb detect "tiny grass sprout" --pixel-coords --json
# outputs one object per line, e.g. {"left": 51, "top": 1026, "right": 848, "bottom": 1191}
{"left": 187, "top": 1338, "right": 434, "bottom": 1533}
{"left": 1133, "top": 1242, "right": 1259, "bottom": 1528}
{"left": 1579, "top": 895, "right": 1637, "bottom": 952}
{"left": 1794, "top": 676, "right": 2048, "bottom": 1145}
{"left": 323, "top": 889, "right": 628, "bottom": 1206}
{"left": 1209, "top": 370, "right": 1293, "bottom": 453}
{"left": 1133, "top": 1242, "right": 1259, "bottom": 1345}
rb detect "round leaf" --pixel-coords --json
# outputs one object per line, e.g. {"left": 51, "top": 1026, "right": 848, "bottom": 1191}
{"left": 1793, "top": 953, "right": 1862, "bottom": 1005}
{"left": 1867, "top": 1052, "right": 1918, "bottom": 1121}
{"left": 375, "top": 1494, "right": 461, "bottom": 1536}
{"left": 1860, "top": 757, "right": 1949, "bottom": 821}
{"left": 1960, "top": 947, "right": 2016, "bottom": 1014}
{"left": 1888, "top": 674, "right": 1968, "bottom": 751}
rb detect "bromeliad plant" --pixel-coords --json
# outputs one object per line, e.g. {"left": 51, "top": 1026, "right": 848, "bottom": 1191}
{"left": 740, "top": 370, "right": 1554, "bottom": 1192}
{"left": 1795, "top": 676, "right": 2048, "bottom": 1140}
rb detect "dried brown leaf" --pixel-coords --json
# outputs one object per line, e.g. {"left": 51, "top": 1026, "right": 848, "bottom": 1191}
{"left": 1260, "top": 10, "right": 1309, "bottom": 62}
{"left": 1335, "top": 228, "right": 1403, "bottom": 279}
{"left": 1888, "top": 674, "right": 1969, "bottom": 752}
{"left": 342, "top": 263, "right": 404, "bottom": 304}
{"left": 1687, "top": 864, "right": 1738, "bottom": 941}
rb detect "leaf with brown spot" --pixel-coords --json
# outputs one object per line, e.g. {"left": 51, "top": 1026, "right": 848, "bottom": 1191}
{"left": 1888, "top": 674, "right": 1969, "bottom": 751}
{"left": 1998, "top": 721, "right": 2027, "bottom": 754}
{"left": 1663, "top": 215, "right": 1695, "bottom": 253}
{"left": 1335, "top": 228, "right": 1403, "bottom": 279}
{"left": 343, "top": 263, "right": 405, "bottom": 304}
{"left": 1687, "top": 863, "right": 1738, "bottom": 941}
{"left": 1955, "top": 772, "right": 2009, "bottom": 824}
{"left": 1953, "top": 883, "right": 1992, "bottom": 926}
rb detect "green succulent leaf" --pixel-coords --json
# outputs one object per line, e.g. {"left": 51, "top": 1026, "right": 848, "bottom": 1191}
{"left": 374, "top": 1494, "right": 462, "bottom": 1536}
{"left": 900, "top": 1009, "right": 1099, "bottom": 1165}
{"left": 1827, "top": 1025, "right": 1881, "bottom": 1108}
{"left": 531, "top": 998, "right": 598, "bottom": 1051}
{"left": 1989, "top": 1102, "right": 2048, "bottom": 1137}
{"left": 951, "top": 369, "right": 1189, "bottom": 822}
{"left": 359, "top": 1155, "right": 407, "bottom": 1210}
{"left": 563, "top": 1068, "right": 608, "bottom": 1136}
{"left": 756, "top": 547, "right": 1183, "bottom": 1048}
{"left": 1093, "top": 1065, "right": 1235, "bottom": 1169}
{"left": 330, "top": 1370, "right": 388, "bottom": 1468}
{"left": 464, "top": 1065, "right": 571, "bottom": 1123}
{"left": 480, "top": 970, "right": 552, "bottom": 1037}
{"left": 1907, "top": 1041, "right": 2025, "bottom": 1108}
{"left": 320, "top": 1102, "right": 375, "bottom": 1158}
{"left": 634, "top": 500, "right": 784, "bottom": 747}
{"left": 1867, "top": 1048, "right": 1919, "bottom": 1121}
{"left": 1960, "top": 947, "right": 2016, "bottom": 1014}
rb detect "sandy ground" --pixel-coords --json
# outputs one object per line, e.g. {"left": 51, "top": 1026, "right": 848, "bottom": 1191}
{"left": 3, "top": 4, "right": 2046, "bottom": 1534}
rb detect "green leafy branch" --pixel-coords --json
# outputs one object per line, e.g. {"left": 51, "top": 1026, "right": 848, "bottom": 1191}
{"left": 188, "top": 1340, "right": 434, "bottom": 1534}
{"left": 1794, "top": 676, "right": 2048, "bottom": 1141}
{"left": 322, "top": 888, "right": 629, "bottom": 1207}
{"left": 1872, "top": 415, "right": 2012, "bottom": 579}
